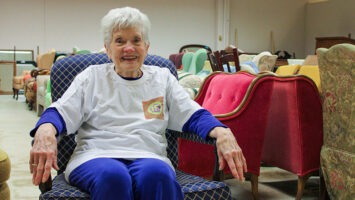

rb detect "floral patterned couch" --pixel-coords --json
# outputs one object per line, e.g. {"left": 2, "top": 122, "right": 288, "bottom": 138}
{"left": 317, "top": 43, "right": 355, "bottom": 199}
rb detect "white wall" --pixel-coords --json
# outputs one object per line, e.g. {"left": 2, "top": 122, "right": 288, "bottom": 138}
{"left": 1, "top": 0, "right": 354, "bottom": 59}
{"left": 0, "top": 0, "right": 216, "bottom": 58}
{"left": 305, "top": 0, "right": 355, "bottom": 55}
{"left": 229, "top": 0, "right": 308, "bottom": 58}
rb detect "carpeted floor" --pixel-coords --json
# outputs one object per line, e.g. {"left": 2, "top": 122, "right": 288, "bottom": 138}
{"left": 0, "top": 94, "right": 319, "bottom": 200}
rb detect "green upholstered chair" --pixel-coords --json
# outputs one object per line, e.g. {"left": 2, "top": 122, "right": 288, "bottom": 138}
{"left": 45, "top": 79, "right": 52, "bottom": 108}
{"left": 181, "top": 52, "right": 194, "bottom": 72}
{"left": 0, "top": 148, "right": 11, "bottom": 200}
{"left": 317, "top": 43, "right": 355, "bottom": 199}
{"left": 187, "top": 48, "right": 208, "bottom": 75}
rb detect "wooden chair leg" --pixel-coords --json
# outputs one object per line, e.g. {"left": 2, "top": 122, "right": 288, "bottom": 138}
{"left": 250, "top": 173, "right": 259, "bottom": 200}
{"left": 15, "top": 89, "right": 19, "bottom": 100}
{"left": 296, "top": 173, "right": 311, "bottom": 200}
{"left": 13, "top": 88, "right": 19, "bottom": 100}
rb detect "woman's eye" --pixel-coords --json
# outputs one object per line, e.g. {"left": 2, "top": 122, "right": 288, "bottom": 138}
{"left": 134, "top": 37, "right": 142, "bottom": 44}
{"left": 115, "top": 38, "right": 124, "bottom": 44}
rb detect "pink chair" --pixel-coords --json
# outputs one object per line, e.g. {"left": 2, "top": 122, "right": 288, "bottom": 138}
{"left": 261, "top": 74, "right": 323, "bottom": 200}
{"left": 177, "top": 71, "right": 276, "bottom": 199}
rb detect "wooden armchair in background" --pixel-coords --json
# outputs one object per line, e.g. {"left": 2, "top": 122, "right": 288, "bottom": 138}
{"left": 208, "top": 48, "right": 240, "bottom": 72}
{"left": 24, "top": 50, "right": 55, "bottom": 110}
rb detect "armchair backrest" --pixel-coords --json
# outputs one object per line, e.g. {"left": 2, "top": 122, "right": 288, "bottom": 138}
{"left": 51, "top": 53, "right": 177, "bottom": 102}
{"left": 50, "top": 53, "right": 177, "bottom": 173}
{"left": 187, "top": 48, "right": 208, "bottom": 75}
{"left": 317, "top": 43, "right": 354, "bottom": 150}
{"left": 207, "top": 51, "right": 222, "bottom": 72}
{"left": 275, "top": 65, "right": 300, "bottom": 75}
{"left": 195, "top": 72, "right": 254, "bottom": 114}
{"left": 36, "top": 50, "right": 56, "bottom": 70}
{"left": 179, "top": 44, "right": 212, "bottom": 53}
{"left": 168, "top": 52, "right": 184, "bottom": 70}
{"left": 216, "top": 48, "right": 241, "bottom": 72}
{"left": 316, "top": 43, "right": 354, "bottom": 199}
{"left": 181, "top": 52, "right": 194, "bottom": 72}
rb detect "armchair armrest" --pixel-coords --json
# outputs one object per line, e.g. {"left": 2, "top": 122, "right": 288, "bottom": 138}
{"left": 38, "top": 130, "right": 223, "bottom": 194}
{"left": 166, "top": 129, "right": 224, "bottom": 181}
{"left": 30, "top": 68, "right": 50, "bottom": 78}
{"left": 39, "top": 175, "right": 52, "bottom": 194}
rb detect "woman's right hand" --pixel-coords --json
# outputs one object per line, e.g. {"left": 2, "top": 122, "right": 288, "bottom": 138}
{"left": 29, "top": 123, "right": 59, "bottom": 185}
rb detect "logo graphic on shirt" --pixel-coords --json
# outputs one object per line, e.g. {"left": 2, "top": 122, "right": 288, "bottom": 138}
{"left": 142, "top": 96, "right": 164, "bottom": 120}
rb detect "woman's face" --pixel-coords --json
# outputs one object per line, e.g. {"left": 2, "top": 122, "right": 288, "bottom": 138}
{"left": 106, "top": 27, "right": 149, "bottom": 76}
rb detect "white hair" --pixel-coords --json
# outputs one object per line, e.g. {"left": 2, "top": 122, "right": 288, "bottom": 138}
{"left": 101, "top": 7, "right": 151, "bottom": 47}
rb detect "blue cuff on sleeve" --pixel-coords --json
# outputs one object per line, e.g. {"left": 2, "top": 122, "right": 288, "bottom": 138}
{"left": 182, "top": 109, "right": 228, "bottom": 140}
{"left": 29, "top": 107, "right": 66, "bottom": 137}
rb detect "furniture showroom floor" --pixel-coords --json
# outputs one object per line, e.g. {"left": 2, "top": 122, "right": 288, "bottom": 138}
{"left": 0, "top": 94, "right": 319, "bottom": 200}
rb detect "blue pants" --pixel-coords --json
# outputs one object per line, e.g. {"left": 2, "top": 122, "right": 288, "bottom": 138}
{"left": 69, "top": 158, "right": 183, "bottom": 200}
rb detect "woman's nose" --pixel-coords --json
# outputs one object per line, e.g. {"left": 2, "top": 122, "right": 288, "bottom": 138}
{"left": 123, "top": 42, "right": 135, "bottom": 52}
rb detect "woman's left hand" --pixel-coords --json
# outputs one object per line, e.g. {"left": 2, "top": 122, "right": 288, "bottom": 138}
{"left": 209, "top": 127, "right": 247, "bottom": 181}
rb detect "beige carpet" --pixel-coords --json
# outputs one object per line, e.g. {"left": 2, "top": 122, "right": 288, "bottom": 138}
{"left": 0, "top": 94, "right": 319, "bottom": 200}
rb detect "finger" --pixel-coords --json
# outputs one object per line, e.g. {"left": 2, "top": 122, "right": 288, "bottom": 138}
{"left": 226, "top": 157, "right": 241, "bottom": 181}
{"left": 235, "top": 151, "right": 248, "bottom": 181}
{"left": 42, "top": 157, "right": 53, "bottom": 183}
{"left": 32, "top": 167, "right": 38, "bottom": 185}
{"left": 242, "top": 155, "right": 247, "bottom": 172}
{"left": 34, "top": 155, "right": 46, "bottom": 185}
{"left": 234, "top": 155, "right": 245, "bottom": 181}
{"left": 52, "top": 153, "right": 59, "bottom": 171}
{"left": 218, "top": 151, "right": 225, "bottom": 171}
{"left": 29, "top": 150, "right": 34, "bottom": 173}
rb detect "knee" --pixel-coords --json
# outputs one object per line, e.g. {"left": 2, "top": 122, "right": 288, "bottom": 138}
{"left": 139, "top": 164, "right": 176, "bottom": 185}
{"left": 89, "top": 167, "right": 134, "bottom": 200}
{"left": 94, "top": 167, "right": 132, "bottom": 188}
{"left": 135, "top": 165, "right": 183, "bottom": 200}
{"left": 155, "top": 168, "right": 175, "bottom": 182}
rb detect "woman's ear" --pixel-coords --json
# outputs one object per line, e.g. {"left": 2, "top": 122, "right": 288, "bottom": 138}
{"left": 104, "top": 44, "right": 111, "bottom": 58}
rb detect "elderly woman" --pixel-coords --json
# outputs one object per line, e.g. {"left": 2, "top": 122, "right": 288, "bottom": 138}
{"left": 29, "top": 7, "right": 247, "bottom": 200}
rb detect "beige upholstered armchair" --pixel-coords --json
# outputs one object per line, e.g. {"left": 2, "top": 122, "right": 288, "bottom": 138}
{"left": 317, "top": 43, "right": 355, "bottom": 199}
{"left": 24, "top": 50, "right": 55, "bottom": 110}
{"left": 12, "top": 70, "right": 31, "bottom": 100}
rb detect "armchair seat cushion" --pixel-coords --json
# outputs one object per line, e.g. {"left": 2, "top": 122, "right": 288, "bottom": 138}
{"left": 40, "top": 171, "right": 231, "bottom": 200}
